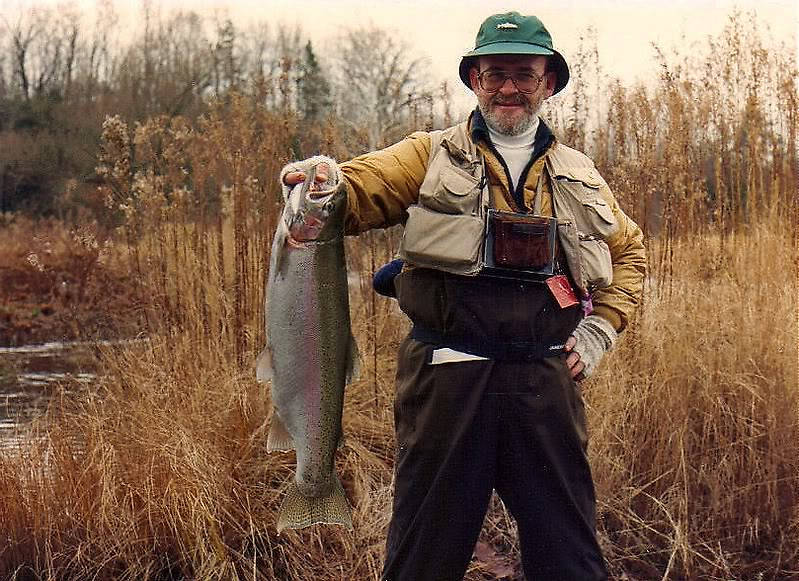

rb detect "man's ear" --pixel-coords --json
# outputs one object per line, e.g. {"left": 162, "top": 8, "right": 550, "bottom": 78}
{"left": 543, "top": 71, "right": 557, "bottom": 98}
{"left": 468, "top": 64, "right": 480, "bottom": 92}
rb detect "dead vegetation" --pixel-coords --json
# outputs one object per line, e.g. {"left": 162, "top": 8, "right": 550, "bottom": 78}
{"left": 0, "top": 214, "right": 140, "bottom": 345}
{"left": 0, "top": 10, "right": 796, "bottom": 580}
{"left": 0, "top": 218, "right": 795, "bottom": 580}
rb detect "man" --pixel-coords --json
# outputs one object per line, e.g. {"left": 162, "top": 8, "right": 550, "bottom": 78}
{"left": 282, "top": 11, "right": 645, "bottom": 581}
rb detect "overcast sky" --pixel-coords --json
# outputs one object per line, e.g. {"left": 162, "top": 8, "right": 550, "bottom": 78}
{"left": 4, "top": 0, "right": 797, "bottom": 111}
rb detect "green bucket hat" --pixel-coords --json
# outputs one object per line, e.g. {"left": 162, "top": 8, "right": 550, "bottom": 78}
{"left": 459, "top": 12, "right": 570, "bottom": 95}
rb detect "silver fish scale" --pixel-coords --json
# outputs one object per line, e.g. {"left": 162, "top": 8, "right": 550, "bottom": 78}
{"left": 260, "top": 181, "right": 357, "bottom": 529}
{"left": 268, "top": 243, "right": 350, "bottom": 495}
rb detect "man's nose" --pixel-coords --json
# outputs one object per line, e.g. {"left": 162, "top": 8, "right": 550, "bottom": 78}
{"left": 498, "top": 76, "right": 519, "bottom": 94}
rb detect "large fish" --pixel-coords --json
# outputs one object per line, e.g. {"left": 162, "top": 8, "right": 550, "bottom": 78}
{"left": 256, "top": 164, "right": 359, "bottom": 532}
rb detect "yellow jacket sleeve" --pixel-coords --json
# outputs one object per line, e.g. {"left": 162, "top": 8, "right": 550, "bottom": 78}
{"left": 340, "top": 132, "right": 432, "bottom": 235}
{"left": 591, "top": 184, "right": 647, "bottom": 332}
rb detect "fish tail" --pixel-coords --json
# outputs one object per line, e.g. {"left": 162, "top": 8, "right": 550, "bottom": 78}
{"left": 276, "top": 476, "right": 353, "bottom": 533}
{"left": 267, "top": 413, "right": 294, "bottom": 452}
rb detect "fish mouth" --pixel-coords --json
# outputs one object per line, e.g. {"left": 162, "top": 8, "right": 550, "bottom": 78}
{"left": 282, "top": 186, "right": 346, "bottom": 247}
{"left": 289, "top": 214, "right": 325, "bottom": 243}
{"left": 286, "top": 234, "right": 308, "bottom": 249}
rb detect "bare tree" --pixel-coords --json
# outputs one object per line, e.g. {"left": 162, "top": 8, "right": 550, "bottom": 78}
{"left": 84, "top": 0, "right": 117, "bottom": 99}
{"left": 60, "top": 9, "right": 80, "bottom": 99}
{"left": 4, "top": 7, "right": 41, "bottom": 100}
{"left": 0, "top": 25, "right": 8, "bottom": 101}
{"left": 113, "top": 7, "right": 214, "bottom": 118}
{"left": 332, "top": 26, "right": 433, "bottom": 149}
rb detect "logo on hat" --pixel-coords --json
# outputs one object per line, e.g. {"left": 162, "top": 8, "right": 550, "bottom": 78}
{"left": 496, "top": 22, "right": 518, "bottom": 30}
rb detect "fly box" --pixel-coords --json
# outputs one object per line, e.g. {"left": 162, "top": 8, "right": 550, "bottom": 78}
{"left": 483, "top": 210, "right": 557, "bottom": 279}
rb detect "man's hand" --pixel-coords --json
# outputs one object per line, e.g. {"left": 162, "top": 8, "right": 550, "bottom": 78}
{"left": 280, "top": 156, "right": 340, "bottom": 199}
{"left": 283, "top": 163, "right": 330, "bottom": 188}
{"left": 564, "top": 335, "right": 585, "bottom": 380}
{"left": 563, "top": 315, "right": 618, "bottom": 381}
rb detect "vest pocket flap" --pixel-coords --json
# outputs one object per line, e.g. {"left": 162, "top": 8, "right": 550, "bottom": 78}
{"left": 441, "top": 138, "right": 477, "bottom": 168}
{"left": 585, "top": 198, "right": 615, "bottom": 224}
{"left": 552, "top": 176, "right": 617, "bottom": 238}
{"left": 578, "top": 237, "right": 613, "bottom": 290}
{"left": 553, "top": 166, "right": 603, "bottom": 189}
{"left": 440, "top": 166, "right": 479, "bottom": 196}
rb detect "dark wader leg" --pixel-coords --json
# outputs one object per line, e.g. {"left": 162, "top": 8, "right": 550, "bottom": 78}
{"left": 382, "top": 338, "right": 497, "bottom": 581}
{"left": 382, "top": 342, "right": 607, "bottom": 581}
{"left": 493, "top": 356, "right": 608, "bottom": 580}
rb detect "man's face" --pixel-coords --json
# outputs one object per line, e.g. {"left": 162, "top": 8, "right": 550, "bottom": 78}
{"left": 469, "top": 54, "right": 555, "bottom": 136}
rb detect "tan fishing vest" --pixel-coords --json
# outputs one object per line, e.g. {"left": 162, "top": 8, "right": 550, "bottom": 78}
{"left": 398, "top": 121, "right": 617, "bottom": 297}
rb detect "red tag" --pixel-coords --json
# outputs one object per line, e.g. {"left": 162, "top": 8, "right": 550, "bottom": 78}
{"left": 546, "top": 275, "right": 579, "bottom": 308}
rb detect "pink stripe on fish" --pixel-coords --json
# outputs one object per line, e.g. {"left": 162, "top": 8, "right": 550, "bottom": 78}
{"left": 302, "top": 259, "right": 322, "bottom": 435}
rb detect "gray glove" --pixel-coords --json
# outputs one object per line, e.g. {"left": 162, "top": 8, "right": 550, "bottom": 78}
{"left": 279, "top": 155, "right": 341, "bottom": 197}
{"left": 570, "top": 314, "right": 618, "bottom": 378}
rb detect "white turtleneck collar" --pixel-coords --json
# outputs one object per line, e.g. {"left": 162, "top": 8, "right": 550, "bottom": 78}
{"left": 488, "top": 117, "right": 539, "bottom": 149}
{"left": 487, "top": 117, "right": 540, "bottom": 191}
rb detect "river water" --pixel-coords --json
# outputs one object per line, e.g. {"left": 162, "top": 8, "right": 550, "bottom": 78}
{"left": 0, "top": 341, "right": 99, "bottom": 448}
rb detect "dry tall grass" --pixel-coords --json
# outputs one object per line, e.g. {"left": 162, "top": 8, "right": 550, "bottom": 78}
{"left": 1, "top": 10, "right": 796, "bottom": 580}
{"left": 592, "top": 217, "right": 798, "bottom": 579}
{"left": 0, "top": 213, "right": 795, "bottom": 580}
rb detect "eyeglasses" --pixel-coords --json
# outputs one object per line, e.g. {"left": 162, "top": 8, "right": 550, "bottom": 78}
{"left": 477, "top": 70, "right": 545, "bottom": 94}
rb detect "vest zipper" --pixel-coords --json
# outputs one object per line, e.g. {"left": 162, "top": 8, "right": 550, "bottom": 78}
{"left": 483, "top": 141, "right": 524, "bottom": 213}
{"left": 482, "top": 131, "right": 555, "bottom": 214}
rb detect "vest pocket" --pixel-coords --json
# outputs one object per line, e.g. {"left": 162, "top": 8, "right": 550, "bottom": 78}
{"left": 552, "top": 168, "right": 617, "bottom": 292}
{"left": 554, "top": 178, "right": 617, "bottom": 238}
{"left": 399, "top": 205, "right": 484, "bottom": 274}
{"left": 578, "top": 234, "right": 613, "bottom": 290}
{"left": 418, "top": 165, "right": 481, "bottom": 215}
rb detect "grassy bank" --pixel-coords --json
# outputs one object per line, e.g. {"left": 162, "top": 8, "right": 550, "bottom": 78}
{"left": 0, "top": 215, "right": 142, "bottom": 346}
{"left": 1, "top": 11, "right": 795, "bottom": 578}
{"left": 0, "top": 213, "right": 796, "bottom": 580}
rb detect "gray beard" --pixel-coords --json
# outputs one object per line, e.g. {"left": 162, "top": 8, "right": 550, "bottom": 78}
{"left": 478, "top": 102, "right": 540, "bottom": 136}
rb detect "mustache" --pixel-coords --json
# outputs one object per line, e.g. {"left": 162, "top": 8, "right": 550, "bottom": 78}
{"left": 490, "top": 96, "right": 531, "bottom": 108}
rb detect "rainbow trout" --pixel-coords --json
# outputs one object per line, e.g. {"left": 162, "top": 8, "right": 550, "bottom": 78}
{"left": 256, "top": 164, "right": 358, "bottom": 532}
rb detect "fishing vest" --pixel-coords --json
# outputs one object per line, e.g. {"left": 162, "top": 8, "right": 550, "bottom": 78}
{"left": 397, "top": 121, "right": 617, "bottom": 298}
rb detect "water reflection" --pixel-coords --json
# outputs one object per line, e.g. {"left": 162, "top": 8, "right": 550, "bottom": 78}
{"left": 0, "top": 340, "right": 103, "bottom": 447}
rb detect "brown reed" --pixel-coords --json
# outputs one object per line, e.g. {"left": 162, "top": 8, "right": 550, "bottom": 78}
{"left": 0, "top": 211, "right": 795, "bottom": 580}
{"left": 0, "top": 10, "right": 796, "bottom": 580}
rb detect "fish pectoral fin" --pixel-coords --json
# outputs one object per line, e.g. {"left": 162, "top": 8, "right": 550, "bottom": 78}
{"left": 267, "top": 414, "right": 294, "bottom": 452}
{"left": 255, "top": 347, "right": 274, "bottom": 382}
{"left": 346, "top": 334, "right": 361, "bottom": 385}
{"left": 276, "top": 477, "right": 353, "bottom": 533}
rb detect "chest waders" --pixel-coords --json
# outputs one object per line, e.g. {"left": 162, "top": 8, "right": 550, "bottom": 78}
{"left": 382, "top": 125, "right": 609, "bottom": 581}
